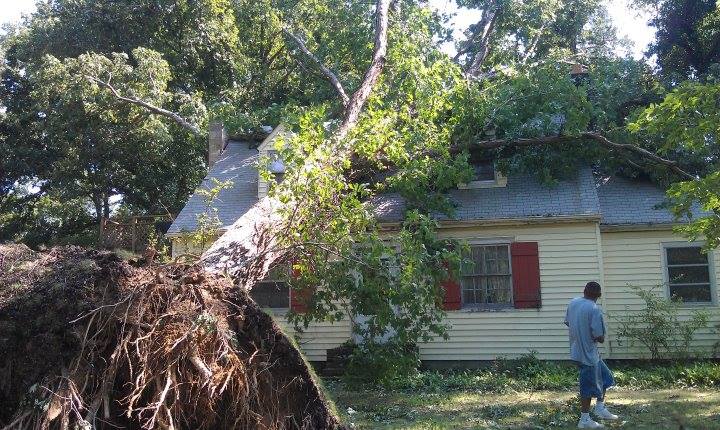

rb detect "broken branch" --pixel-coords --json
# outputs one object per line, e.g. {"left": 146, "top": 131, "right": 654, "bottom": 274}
{"left": 457, "top": 133, "right": 695, "bottom": 180}
{"left": 282, "top": 28, "right": 350, "bottom": 107}
{"left": 85, "top": 75, "right": 202, "bottom": 137}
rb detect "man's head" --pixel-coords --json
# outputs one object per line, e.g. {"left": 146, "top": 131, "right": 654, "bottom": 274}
{"left": 584, "top": 281, "right": 602, "bottom": 301}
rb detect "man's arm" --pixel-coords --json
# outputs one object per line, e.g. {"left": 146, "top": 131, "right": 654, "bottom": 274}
{"left": 590, "top": 307, "right": 605, "bottom": 343}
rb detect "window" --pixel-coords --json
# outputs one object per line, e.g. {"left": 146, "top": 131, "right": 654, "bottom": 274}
{"left": 251, "top": 265, "right": 289, "bottom": 308}
{"left": 458, "top": 161, "right": 507, "bottom": 189}
{"left": 663, "top": 244, "right": 713, "bottom": 304}
{"left": 472, "top": 161, "right": 496, "bottom": 181}
{"left": 461, "top": 244, "right": 512, "bottom": 308}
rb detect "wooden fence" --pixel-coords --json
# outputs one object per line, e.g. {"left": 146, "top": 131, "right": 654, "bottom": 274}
{"left": 99, "top": 215, "right": 173, "bottom": 253}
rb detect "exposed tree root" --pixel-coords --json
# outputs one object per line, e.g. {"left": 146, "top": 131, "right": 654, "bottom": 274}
{"left": 0, "top": 245, "right": 343, "bottom": 430}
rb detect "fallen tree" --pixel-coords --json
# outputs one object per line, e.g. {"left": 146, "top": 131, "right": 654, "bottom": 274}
{"left": 0, "top": 244, "right": 342, "bottom": 429}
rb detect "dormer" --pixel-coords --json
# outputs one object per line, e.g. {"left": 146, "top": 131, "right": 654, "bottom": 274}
{"left": 458, "top": 160, "right": 508, "bottom": 189}
{"left": 257, "top": 125, "right": 293, "bottom": 199}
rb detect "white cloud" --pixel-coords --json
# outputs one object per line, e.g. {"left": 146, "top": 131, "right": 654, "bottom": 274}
{"left": 0, "top": 0, "right": 37, "bottom": 27}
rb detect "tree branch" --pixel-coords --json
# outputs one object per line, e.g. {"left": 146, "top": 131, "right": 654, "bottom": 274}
{"left": 335, "top": 0, "right": 390, "bottom": 140}
{"left": 282, "top": 28, "right": 350, "bottom": 107}
{"left": 463, "top": 3, "right": 500, "bottom": 79}
{"left": 456, "top": 133, "right": 695, "bottom": 180}
{"left": 580, "top": 132, "right": 695, "bottom": 180}
{"left": 200, "top": 0, "right": 392, "bottom": 277}
{"left": 85, "top": 75, "right": 202, "bottom": 137}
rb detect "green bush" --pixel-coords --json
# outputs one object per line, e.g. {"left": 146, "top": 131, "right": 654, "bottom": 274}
{"left": 613, "top": 285, "right": 710, "bottom": 360}
{"left": 351, "top": 353, "right": 720, "bottom": 393}
{"left": 344, "top": 341, "right": 420, "bottom": 386}
{"left": 612, "top": 361, "right": 720, "bottom": 388}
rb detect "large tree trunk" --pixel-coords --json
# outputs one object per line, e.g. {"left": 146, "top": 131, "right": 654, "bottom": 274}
{"left": 200, "top": 0, "right": 391, "bottom": 286}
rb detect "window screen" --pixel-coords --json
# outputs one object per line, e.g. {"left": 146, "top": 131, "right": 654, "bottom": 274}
{"left": 461, "top": 245, "right": 512, "bottom": 308}
{"left": 664, "top": 246, "right": 712, "bottom": 303}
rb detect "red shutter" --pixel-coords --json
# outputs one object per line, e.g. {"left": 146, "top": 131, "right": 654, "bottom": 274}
{"left": 440, "top": 261, "right": 462, "bottom": 310}
{"left": 289, "top": 262, "right": 311, "bottom": 313}
{"left": 441, "top": 279, "right": 462, "bottom": 310}
{"left": 290, "top": 288, "right": 312, "bottom": 313}
{"left": 511, "top": 242, "right": 541, "bottom": 309}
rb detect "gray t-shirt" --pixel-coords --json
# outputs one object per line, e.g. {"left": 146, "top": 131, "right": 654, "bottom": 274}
{"left": 564, "top": 297, "right": 605, "bottom": 366}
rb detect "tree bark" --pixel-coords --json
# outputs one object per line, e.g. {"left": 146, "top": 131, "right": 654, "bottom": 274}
{"left": 463, "top": 2, "right": 500, "bottom": 79}
{"left": 200, "top": 0, "right": 391, "bottom": 283}
{"left": 86, "top": 76, "right": 203, "bottom": 137}
{"left": 283, "top": 28, "right": 350, "bottom": 107}
{"left": 454, "top": 132, "right": 696, "bottom": 180}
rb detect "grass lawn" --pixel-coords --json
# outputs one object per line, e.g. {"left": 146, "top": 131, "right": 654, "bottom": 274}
{"left": 323, "top": 360, "right": 720, "bottom": 429}
{"left": 329, "top": 385, "right": 720, "bottom": 429}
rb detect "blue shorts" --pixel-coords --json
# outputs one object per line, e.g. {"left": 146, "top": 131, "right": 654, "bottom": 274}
{"left": 578, "top": 359, "right": 615, "bottom": 399}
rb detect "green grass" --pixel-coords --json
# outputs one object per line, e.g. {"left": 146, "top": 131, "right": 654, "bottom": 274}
{"left": 329, "top": 386, "right": 720, "bottom": 429}
{"left": 325, "top": 360, "right": 720, "bottom": 429}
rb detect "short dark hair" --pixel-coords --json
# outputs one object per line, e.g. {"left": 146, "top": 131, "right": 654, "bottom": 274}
{"left": 585, "top": 281, "right": 601, "bottom": 293}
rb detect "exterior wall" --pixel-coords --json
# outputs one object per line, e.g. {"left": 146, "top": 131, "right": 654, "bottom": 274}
{"left": 170, "top": 222, "right": 720, "bottom": 362}
{"left": 601, "top": 229, "right": 720, "bottom": 358}
{"left": 271, "top": 311, "right": 352, "bottom": 361}
{"left": 257, "top": 125, "right": 292, "bottom": 199}
{"left": 417, "top": 221, "right": 603, "bottom": 361}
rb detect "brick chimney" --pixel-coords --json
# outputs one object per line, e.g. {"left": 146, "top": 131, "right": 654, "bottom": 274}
{"left": 208, "top": 122, "right": 226, "bottom": 169}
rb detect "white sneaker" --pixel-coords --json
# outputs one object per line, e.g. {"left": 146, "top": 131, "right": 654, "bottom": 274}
{"left": 578, "top": 417, "right": 604, "bottom": 428}
{"left": 594, "top": 406, "right": 619, "bottom": 420}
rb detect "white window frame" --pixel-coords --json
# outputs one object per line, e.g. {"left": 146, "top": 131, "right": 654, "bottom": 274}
{"left": 661, "top": 241, "right": 717, "bottom": 306}
{"left": 458, "top": 162, "right": 508, "bottom": 189}
{"left": 460, "top": 238, "right": 514, "bottom": 310}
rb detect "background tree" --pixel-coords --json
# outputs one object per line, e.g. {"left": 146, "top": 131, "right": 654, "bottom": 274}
{"left": 632, "top": 0, "right": 719, "bottom": 82}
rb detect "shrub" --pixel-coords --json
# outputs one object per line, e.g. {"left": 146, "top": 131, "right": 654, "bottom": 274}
{"left": 613, "top": 285, "right": 710, "bottom": 360}
{"left": 344, "top": 341, "right": 420, "bottom": 386}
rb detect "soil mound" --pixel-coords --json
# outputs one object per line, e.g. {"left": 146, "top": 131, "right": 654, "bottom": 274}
{"left": 0, "top": 244, "right": 342, "bottom": 429}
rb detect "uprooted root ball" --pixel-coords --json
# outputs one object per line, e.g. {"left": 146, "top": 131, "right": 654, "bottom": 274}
{"left": 0, "top": 245, "right": 343, "bottom": 429}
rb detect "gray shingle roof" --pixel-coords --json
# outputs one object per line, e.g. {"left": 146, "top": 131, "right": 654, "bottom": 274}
{"left": 168, "top": 146, "right": 698, "bottom": 233}
{"left": 373, "top": 167, "right": 600, "bottom": 222}
{"left": 167, "top": 141, "right": 259, "bottom": 234}
{"left": 596, "top": 175, "right": 700, "bottom": 225}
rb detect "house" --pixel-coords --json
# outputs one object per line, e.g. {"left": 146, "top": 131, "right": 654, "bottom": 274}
{"left": 167, "top": 125, "right": 720, "bottom": 365}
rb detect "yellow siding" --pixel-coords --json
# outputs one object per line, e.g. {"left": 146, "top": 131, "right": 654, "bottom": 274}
{"left": 272, "top": 311, "right": 352, "bottom": 361}
{"left": 415, "top": 222, "right": 602, "bottom": 361}
{"left": 171, "top": 222, "right": 720, "bottom": 362}
{"left": 601, "top": 230, "right": 720, "bottom": 359}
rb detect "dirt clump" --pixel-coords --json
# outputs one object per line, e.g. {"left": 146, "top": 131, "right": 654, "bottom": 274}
{"left": 0, "top": 244, "right": 343, "bottom": 429}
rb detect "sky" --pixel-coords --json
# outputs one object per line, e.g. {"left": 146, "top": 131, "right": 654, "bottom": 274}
{"left": 0, "top": 0, "right": 654, "bottom": 59}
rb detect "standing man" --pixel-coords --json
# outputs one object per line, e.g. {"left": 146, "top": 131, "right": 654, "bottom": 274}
{"left": 565, "top": 281, "right": 619, "bottom": 429}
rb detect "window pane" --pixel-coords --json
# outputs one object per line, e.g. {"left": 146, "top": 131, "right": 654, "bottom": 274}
{"left": 668, "top": 266, "right": 710, "bottom": 284}
{"left": 473, "top": 247, "right": 485, "bottom": 274}
{"left": 669, "top": 284, "right": 712, "bottom": 303}
{"left": 666, "top": 247, "right": 707, "bottom": 265}
{"left": 251, "top": 281, "right": 290, "bottom": 308}
{"left": 461, "top": 277, "right": 477, "bottom": 304}
{"left": 473, "top": 162, "right": 495, "bottom": 181}
{"left": 486, "top": 276, "right": 512, "bottom": 304}
{"left": 496, "top": 246, "right": 509, "bottom": 274}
